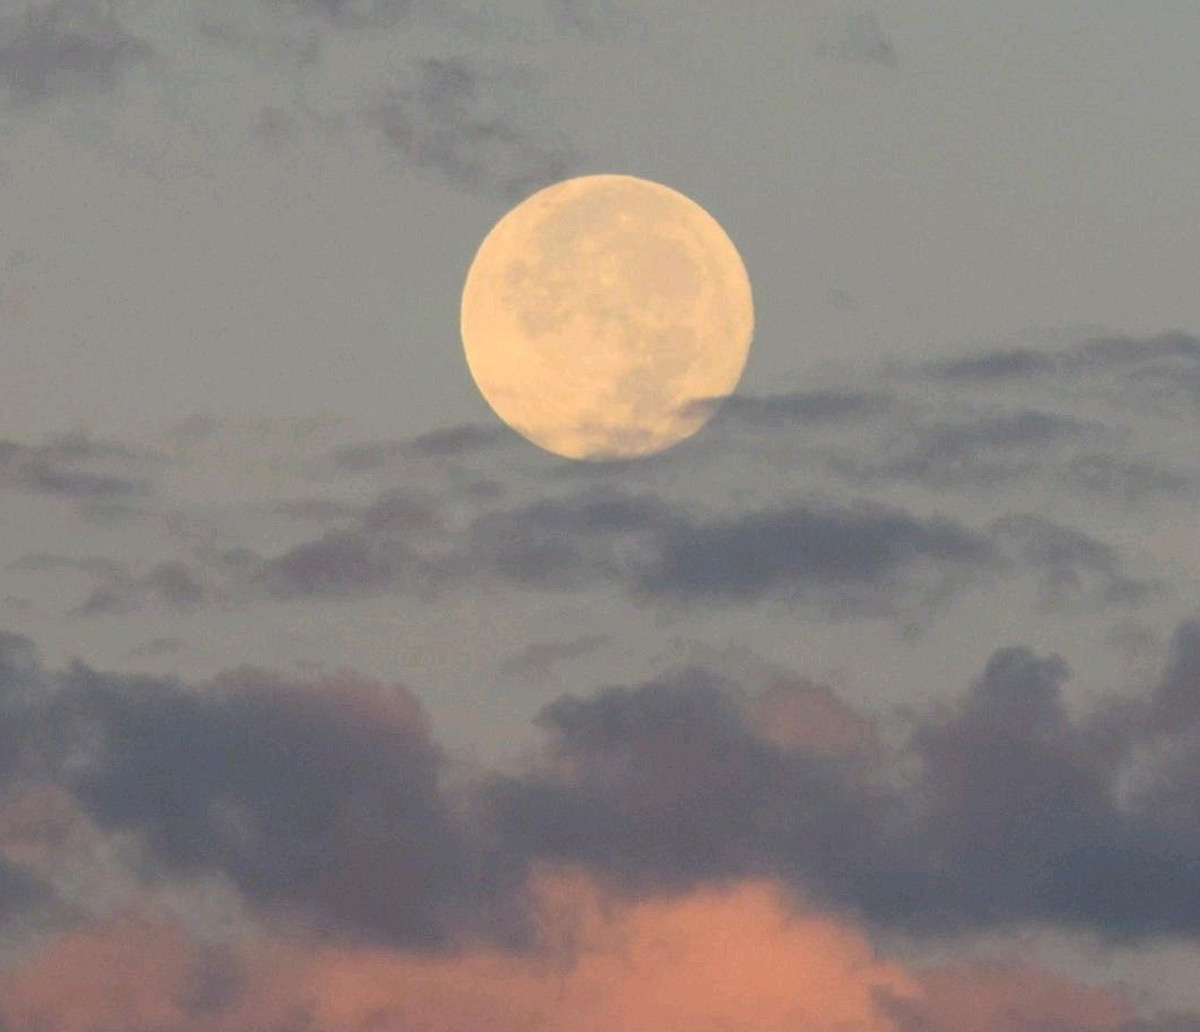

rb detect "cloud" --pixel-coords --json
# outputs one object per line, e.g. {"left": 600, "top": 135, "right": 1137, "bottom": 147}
{"left": 9, "top": 555, "right": 210, "bottom": 619}
{"left": 266, "top": 0, "right": 415, "bottom": 26}
{"left": 75, "top": 462, "right": 1139, "bottom": 631}
{"left": 884, "top": 960, "right": 1130, "bottom": 1032}
{"left": 0, "top": 430, "right": 157, "bottom": 503}
{"left": 128, "top": 637, "right": 185, "bottom": 660}
{"left": 921, "top": 332, "right": 1200, "bottom": 408}
{"left": 0, "top": 0, "right": 151, "bottom": 105}
{"left": 72, "top": 561, "right": 209, "bottom": 617}
{"left": 50, "top": 665, "right": 471, "bottom": 947}
{"left": 1063, "top": 453, "right": 1197, "bottom": 504}
{"left": 486, "top": 621, "right": 1200, "bottom": 939}
{"left": 0, "top": 445, "right": 141, "bottom": 501}
{"left": 368, "top": 56, "right": 576, "bottom": 198}
{"left": 835, "top": 10, "right": 898, "bottom": 67}
{"left": 704, "top": 388, "right": 893, "bottom": 428}
{"left": 252, "top": 483, "right": 999, "bottom": 629}
{"left": 635, "top": 499, "right": 996, "bottom": 611}
{"left": 497, "top": 633, "right": 610, "bottom": 680}
{"left": 4, "top": 615, "right": 1200, "bottom": 954}
{"left": 990, "top": 515, "right": 1161, "bottom": 611}
{"left": 3, "top": 869, "right": 1199, "bottom": 1032}
{"left": 922, "top": 346, "right": 1060, "bottom": 382}
{"left": 483, "top": 667, "right": 896, "bottom": 901}
{"left": 826, "top": 409, "right": 1094, "bottom": 490}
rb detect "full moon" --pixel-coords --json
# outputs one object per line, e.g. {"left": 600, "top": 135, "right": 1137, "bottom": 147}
{"left": 460, "top": 174, "right": 754, "bottom": 460}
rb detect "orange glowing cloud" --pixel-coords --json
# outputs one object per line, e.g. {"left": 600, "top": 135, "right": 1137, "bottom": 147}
{"left": 299, "top": 870, "right": 919, "bottom": 1032}
{"left": 906, "top": 960, "right": 1133, "bottom": 1032}
{"left": 748, "top": 678, "right": 879, "bottom": 755}
{"left": 0, "top": 869, "right": 1150, "bottom": 1032}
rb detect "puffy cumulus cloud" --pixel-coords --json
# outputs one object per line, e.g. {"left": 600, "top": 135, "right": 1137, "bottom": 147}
{"left": 485, "top": 624, "right": 1200, "bottom": 938}
{"left": 283, "top": 875, "right": 919, "bottom": 1032}
{"left": 481, "top": 668, "right": 896, "bottom": 902}
{"left": 53, "top": 665, "right": 473, "bottom": 948}
{"left": 3, "top": 617, "right": 1200, "bottom": 956}
{"left": 0, "top": 647, "right": 472, "bottom": 947}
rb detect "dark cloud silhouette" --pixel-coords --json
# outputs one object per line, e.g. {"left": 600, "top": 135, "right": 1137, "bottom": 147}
{"left": 481, "top": 667, "right": 897, "bottom": 902}
{"left": 254, "top": 485, "right": 999, "bottom": 626}
{"left": 50, "top": 663, "right": 470, "bottom": 947}
{"left": 635, "top": 500, "right": 996, "bottom": 612}
{"left": 0, "top": 431, "right": 154, "bottom": 502}
{"left": 0, "top": 0, "right": 151, "bottom": 104}
{"left": 702, "top": 388, "right": 892, "bottom": 428}
{"left": 0, "top": 635, "right": 67, "bottom": 925}
{"left": 3, "top": 615, "right": 1200, "bottom": 948}
{"left": 488, "top": 621, "right": 1200, "bottom": 939}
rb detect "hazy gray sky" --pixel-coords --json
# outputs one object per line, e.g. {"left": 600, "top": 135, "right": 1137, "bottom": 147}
{"left": 1, "top": 0, "right": 1200, "bottom": 1028}
{"left": 5, "top": 0, "right": 1200, "bottom": 442}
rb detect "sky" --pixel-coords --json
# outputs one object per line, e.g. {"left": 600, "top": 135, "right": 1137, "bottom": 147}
{"left": 1, "top": 0, "right": 1200, "bottom": 1028}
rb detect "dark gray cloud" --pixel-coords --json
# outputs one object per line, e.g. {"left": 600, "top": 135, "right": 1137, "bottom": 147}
{"left": 635, "top": 500, "right": 996, "bottom": 612}
{"left": 0, "top": 635, "right": 68, "bottom": 925}
{"left": 922, "top": 332, "right": 1200, "bottom": 405}
{"left": 324, "top": 424, "right": 507, "bottom": 473}
{"left": 4, "top": 615, "right": 1200, "bottom": 947}
{"left": 702, "top": 388, "right": 893, "bottom": 429}
{"left": 248, "top": 480, "right": 998, "bottom": 624}
{"left": 47, "top": 661, "right": 471, "bottom": 947}
{"left": 0, "top": 430, "right": 155, "bottom": 502}
{"left": 368, "top": 56, "right": 576, "bottom": 199}
{"left": 0, "top": 0, "right": 151, "bottom": 104}
{"left": 922, "top": 346, "right": 1060, "bottom": 382}
{"left": 481, "top": 666, "right": 896, "bottom": 900}
{"left": 88, "top": 470, "right": 1149, "bottom": 631}
{"left": 486, "top": 619, "right": 1200, "bottom": 939}
{"left": 827, "top": 409, "right": 1093, "bottom": 490}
